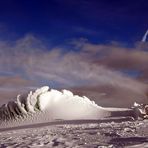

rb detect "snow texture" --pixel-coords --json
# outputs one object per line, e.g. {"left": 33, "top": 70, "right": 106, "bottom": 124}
{"left": 0, "top": 86, "right": 136, "bottom": 129}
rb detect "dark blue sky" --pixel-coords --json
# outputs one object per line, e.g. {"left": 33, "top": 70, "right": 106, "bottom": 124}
{"left": 0, "top": 0, "right": 148, "bottom": 104}
{"left": 0, "top": 0, "right": 147, "bottom": 46}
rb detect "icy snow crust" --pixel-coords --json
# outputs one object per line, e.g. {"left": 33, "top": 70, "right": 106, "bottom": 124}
{"left": 0, "top": 86, "right": 111, "bottom": 128}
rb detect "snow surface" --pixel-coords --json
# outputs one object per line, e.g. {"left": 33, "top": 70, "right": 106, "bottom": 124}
{"left": 1, "top": 120, "right": 148, "bottom": 147}
{"left": 0, "top": 86, "right": 112, "bottom": 128}
{"left": 0, "top": 86, "right": 137, "bottom": 129}
{"left": 1, "top": 86, "right": 148, "bottom": 147}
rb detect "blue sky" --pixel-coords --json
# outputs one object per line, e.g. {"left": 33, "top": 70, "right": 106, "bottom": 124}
{"left": 0, "top": 0, "right": 147, "bottom": 45}
{"left": 0, "top": 0, "right": 148, "bottom": 105}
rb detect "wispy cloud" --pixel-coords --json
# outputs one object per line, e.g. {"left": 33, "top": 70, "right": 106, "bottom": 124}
{"left": 142, "top": 29, "right": 148, "bottom": 42}
{"left": 71, "top": 38, "right": 148, "bottom": 81}
{"left": 0, "top": 34, "right": 147, "bottom": 107}
{"left": 0, "top": 35, "right": 144, "bottom": 88}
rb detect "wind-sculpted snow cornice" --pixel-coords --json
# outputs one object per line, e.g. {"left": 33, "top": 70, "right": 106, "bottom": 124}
{"left": 0, "top": 86, "right": 147, "bottom": 129}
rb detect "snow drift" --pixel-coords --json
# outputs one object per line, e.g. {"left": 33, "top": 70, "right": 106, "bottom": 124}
{"left": 0, "top": 86, "right": 139, "bottom": 129}
{"left": 0, "top": 86, "right": 114, "bottom": 128}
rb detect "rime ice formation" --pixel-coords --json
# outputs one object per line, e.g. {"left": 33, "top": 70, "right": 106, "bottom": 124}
{"left": 0, "top": 86, "right": 140, "bottom": 128}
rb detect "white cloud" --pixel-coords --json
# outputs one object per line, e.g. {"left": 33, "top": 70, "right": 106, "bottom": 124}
{"left": 142, "top": 29, "right": 148, "bottom": 42}
{"left": 0, "top": 34, "right": 147, "bottom": 106}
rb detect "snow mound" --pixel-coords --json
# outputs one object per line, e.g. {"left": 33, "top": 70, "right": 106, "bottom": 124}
{"left": 0, "top": 86, "right": 110, "bottom": 128}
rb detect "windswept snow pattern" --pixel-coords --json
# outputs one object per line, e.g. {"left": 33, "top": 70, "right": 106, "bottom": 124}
{"left": 0, "top": 86, "right": 111, "bottom": 128}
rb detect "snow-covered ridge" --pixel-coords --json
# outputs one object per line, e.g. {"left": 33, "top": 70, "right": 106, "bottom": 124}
{"left": 0, "top": 86, "right": 111, "bottom": 128}
{"left": 0, "top": 86, "right": 143, "bottom": 129}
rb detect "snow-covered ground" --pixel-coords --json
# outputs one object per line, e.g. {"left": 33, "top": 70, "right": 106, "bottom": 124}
{"left": 0, "top": 86, "right": 134, "bottom": 129}
{"left": 0, "top": 86, "right": 148, "bottom": 147}
{"left": 1, "top": 120, "right": 148, "bottom": 147}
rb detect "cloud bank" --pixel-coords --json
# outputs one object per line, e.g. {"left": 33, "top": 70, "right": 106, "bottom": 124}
{"left": 0, "top": 34, "right": 148, "bottom": 107}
